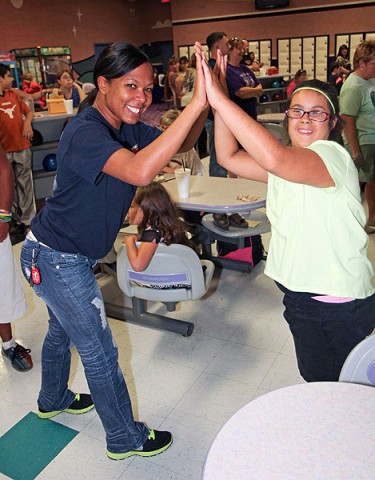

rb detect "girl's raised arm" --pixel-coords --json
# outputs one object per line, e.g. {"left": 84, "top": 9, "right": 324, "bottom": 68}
{"left": 195, "top": 45, "right": 268, "bottom": 182}
{"left": 199, "top": 48, "right": 333, "bottom": 188}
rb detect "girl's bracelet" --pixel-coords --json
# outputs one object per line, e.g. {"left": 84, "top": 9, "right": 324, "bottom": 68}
{"left": 0, "top": 210, "right": 12, "bottom": 223}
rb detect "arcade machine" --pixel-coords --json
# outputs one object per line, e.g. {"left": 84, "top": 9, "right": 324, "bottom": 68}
{"left": 11, "top": 46, "right": 72, "bottom": 88}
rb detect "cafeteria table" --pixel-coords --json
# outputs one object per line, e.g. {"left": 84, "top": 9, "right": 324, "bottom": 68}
{"left": 98, "top": 176, "right": 269, "bottom": 331}
{"left": 163, "top": 175, "right": 267, "bottom": 213}
{"left": 203, "top": 381, "right": 375, "bottom": 480}
{"left": 164, "top": 176, "right": 270, "bottom": 272}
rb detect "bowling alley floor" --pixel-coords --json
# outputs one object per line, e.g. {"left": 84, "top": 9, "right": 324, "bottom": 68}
{"left": 1, "top": 155, "right": 374, "bottom": 480}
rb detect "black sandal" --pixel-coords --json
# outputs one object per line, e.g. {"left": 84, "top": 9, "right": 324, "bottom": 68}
{"left": 213, "top": 213, "right": 230, "bottom": 230}
{"left": 229, "top": 213, "right": 248, "bottom": 228}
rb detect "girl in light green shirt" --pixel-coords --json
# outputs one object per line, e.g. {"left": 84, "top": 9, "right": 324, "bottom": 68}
{"left": 197, "top": 43, "right": 374, "bottom": 382}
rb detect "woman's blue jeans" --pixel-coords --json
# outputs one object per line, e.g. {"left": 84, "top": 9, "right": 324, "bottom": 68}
{"left": 21, "top": 238, "right": 147, "bottom": 453}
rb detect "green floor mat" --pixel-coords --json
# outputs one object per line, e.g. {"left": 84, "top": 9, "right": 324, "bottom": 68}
{"left": 0, "top": 412, "right": 78, "bottom": 480}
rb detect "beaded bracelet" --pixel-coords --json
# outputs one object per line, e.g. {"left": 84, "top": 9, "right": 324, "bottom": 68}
{"left": 0, "top": 210, "right": 12, "bottom": 223}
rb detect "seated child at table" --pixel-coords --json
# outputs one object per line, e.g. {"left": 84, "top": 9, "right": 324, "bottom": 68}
{"left": 159, "top": 109, "right": 205, "bottom": 176}
{"left": 22, "top": 72, "right": 46, "bottom": 109}
{"left": 124, "top": 182, "right": 193, "bottom": 271}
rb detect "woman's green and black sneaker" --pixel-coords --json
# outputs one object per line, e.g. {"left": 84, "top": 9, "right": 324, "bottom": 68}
{"left": 38, "top": 393, "right": 94, "bottom": 419}
{"left": 107, "top": 429, "right": 173, "bottom": 460}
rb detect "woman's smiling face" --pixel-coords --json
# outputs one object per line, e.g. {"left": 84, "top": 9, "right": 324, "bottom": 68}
{"left": 98, "top": 62, "right": 154, "bottom": 128}
{"left": 287, "top": 90, "right": 336, "bottom": 148}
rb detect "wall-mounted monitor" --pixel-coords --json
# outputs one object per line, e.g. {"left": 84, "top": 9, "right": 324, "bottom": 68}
{"left": 255, "top": 0, "right": 289, "bottom": 9}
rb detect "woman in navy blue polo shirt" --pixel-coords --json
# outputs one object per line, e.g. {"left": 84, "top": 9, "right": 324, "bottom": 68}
{"left": 21, "top": 42, "right": 207, "bottom": 461}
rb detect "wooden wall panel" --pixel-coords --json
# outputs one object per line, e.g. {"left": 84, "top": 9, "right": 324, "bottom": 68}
{"left": 171, "top": 2, "right": 375, "bottom": 58}
{"left": 0, "top": 0, "right": 172, "bottom": 62}
{"left": 1, "top": 0, "right": 374, "bottom": 66}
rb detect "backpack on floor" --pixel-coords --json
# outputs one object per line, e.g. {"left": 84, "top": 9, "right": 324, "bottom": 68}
{"left": 217, "top": 235, "right": 266, "bottom": 267}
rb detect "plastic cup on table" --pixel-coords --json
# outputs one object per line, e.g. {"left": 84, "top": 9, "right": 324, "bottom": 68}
{"left": 175, "top": 168, "right": 191, "bottom": 199}
{"left": 64, "top": 99, "right": 74, "bottom": 114}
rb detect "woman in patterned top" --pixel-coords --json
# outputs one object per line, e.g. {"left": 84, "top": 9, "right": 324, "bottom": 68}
{"left": 124, "top": 181, "right": 192, "bottom": 271}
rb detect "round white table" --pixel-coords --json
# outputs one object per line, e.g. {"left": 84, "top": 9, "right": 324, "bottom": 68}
{"left": 163, "top": 176, "right": 267, "bottom": 213}
{"left": 203, "top": 382, "right": 375, "bottom": 479}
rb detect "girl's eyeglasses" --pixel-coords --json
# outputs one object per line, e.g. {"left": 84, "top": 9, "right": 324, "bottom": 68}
{"left": 285, "top": 108, "right": 331, "bottom": 122}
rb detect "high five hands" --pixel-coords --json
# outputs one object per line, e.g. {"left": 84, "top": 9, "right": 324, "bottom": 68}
{"left": 190, "top": 42, "right": 209, "bottom": 110}
{"left": 194, "top": 42, "right": 229, "bottom": 111}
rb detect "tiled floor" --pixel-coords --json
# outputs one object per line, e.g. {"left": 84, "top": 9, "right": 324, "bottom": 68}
{"left": 1, "top": 161, "right": 374, "bottom": 479}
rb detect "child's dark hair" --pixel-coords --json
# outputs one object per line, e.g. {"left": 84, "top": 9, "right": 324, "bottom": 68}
{"left": 285, "top": 79, "right": 344, "bottom": 145}
{"left": 79, "top": 42, "right": 150, "bottom": 113}
{"left": 0, "top": 63, "right": 11, "bottom": 78}
{"left": 134, "top": 182, "right": 192, "bottom": 247}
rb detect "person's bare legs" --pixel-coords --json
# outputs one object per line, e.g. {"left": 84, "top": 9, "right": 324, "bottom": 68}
{"left": 1, "top": 323, "right": 33, "bottom": 371}
{"left": 0, "top": 323, "right": 12, "bottom": 343}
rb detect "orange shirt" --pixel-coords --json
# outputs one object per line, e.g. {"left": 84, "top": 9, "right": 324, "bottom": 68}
{"left": 0, "top": 90, "right": 31, "bottom": 152}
